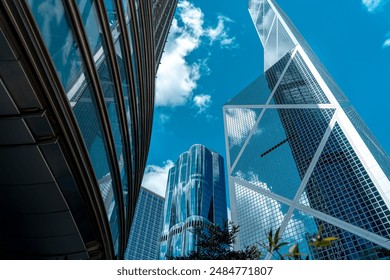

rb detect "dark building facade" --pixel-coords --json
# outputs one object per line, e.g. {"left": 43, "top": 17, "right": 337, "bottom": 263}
{"left": 124, "top": 187, "right": 164, "bottom": 260}
{"left": 159, "top": 144, "right": 228, "bottom": 259}
{"left": 223, "top": 0, "right": 390, "bottom": 259}
{"left": 0, "top": 0, "right": 177, "bottom": 259}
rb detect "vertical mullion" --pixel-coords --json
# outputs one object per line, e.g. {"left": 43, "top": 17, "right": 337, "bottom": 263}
{"left": 140, "top": 0, "right": 153, "bottom": 171}
{"left": 113, "top": 0, "right": 139, "bottom": 239}
{"left": 94, "top": 0, "right": 129, "bottom": 259}
{"left": 127, "top": 0, "right": 145, "bottom": 223}
{"left": 62, "top": 0, "right": 122, "bottom": 259}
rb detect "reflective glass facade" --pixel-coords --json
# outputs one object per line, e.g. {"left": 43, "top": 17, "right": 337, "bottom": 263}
{"left": 0, "top": 0, "right": 176, "bottom": 259}
{"left": 159, "top": 144, "right": 228, "bottom": 259}
{"left": 223, "top": 0, "right": 390, "bottom": 259}
{"left": 124, "top": 188, "right": 164, "bottom": 260}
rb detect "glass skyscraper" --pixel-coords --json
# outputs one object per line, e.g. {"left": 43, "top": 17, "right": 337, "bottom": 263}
{"left": 124, "top": 187, "right": 164, "bottom": 260}
{"left": 223, "top": 0, "right": 390, "bottom": 259}
{"left": 159, "top": 144, "right": 227, "bottom": 259}
{"left": 0, "top": 0, "right": 177, "bottom": 259}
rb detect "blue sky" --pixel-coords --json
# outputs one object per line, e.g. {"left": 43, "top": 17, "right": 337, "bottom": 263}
{"left": 142, "top": 0, "right": 390, "bottom": 197}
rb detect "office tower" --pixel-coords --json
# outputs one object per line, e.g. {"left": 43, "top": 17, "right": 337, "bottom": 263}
{"left": 159, "top": 144, "right": 227, "bottom": 259}
{"left": 0, "top": 0, "right": 177, "bottom": 259}
{"left": 223, "top": 0, "right": 390, "bottom": 259}
{"left": 124, "top": 187, "right": 164, "bottom": 260}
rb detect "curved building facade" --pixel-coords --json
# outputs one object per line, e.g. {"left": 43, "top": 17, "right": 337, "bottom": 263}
{"left": 159, "top": 144, "right": 227, "bottom": 259}
{"left": 0, "top": 0, "right": 177, "bottom": 259}
{"left": 223, "top": 0, "right": 390, "bottom": 259}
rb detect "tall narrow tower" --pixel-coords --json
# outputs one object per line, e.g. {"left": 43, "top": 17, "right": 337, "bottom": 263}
{"left": 159, "top": 144, "right": 227, "bottom": 259}
{"left": 124, "top": 187, "right": 164, "bottom": 260}
{"left": 223, "top": 0, "right": 390, "bottom": 259}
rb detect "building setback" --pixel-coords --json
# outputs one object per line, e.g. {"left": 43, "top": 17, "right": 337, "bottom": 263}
{"left": 159, "top": 144, "right": 228, "bottom": 259}
{"left": 124, "top": 187, "right": 164, "bottom": 260}
{"left": 223, "top": 0, "right": 390, "bottom": 259}
{"left": 0, "top": 0, "right": 177, "bottom": 259}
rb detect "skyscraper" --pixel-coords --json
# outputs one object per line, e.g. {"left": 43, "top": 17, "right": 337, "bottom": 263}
{"left": 223, "top": 0, "right": 390, "bottom": 259}
{"left": 0, "top": 0, "right": 177, "bottom": 259}
{"left": 124, "top": 187, "right": 164, "bottom": 260}
{"left": 159, "top": 144, "right": 227, "bottom": 259}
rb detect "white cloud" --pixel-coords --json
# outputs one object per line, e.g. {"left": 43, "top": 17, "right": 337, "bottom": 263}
{"left": 362, "top": 0, "right": 388, "bottom": 12}
{"left": 383, "top": 32, "right": 390, "bottom": 48}
{"left": 383, "top": 38, "right": 390, "bottom": 48}
{"left": 142, "top": 160, "right": 174, "bottom": 197}
{"left": 206, "top": 16, "right": 237, "bottom": 48}
{"left": 159, "top": 113, "right": 170, "bottom": 124}
{"left": 193, "top": 94, "right": 212, "bottom": 113}
{"left": 155, "top": 0, "right": 236, "bottom": 107}
{"left": 225, "top": 108, "right": 258, "bottom": 146}
{"left": 155, "top": 17, "right": 202, "bottom": 107}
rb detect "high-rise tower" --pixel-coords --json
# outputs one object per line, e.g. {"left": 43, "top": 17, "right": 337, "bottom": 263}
{"left": 159, "top": 144, "right": 227, "bottom": 259}
{"left": 0, "top": 0, "right": 177, "bottom": 259}
{"left": 124, "top": 187, "right": 164, "bottom": 260}
{"left": 223, "top": 0, "right": 390, "bottom": 259}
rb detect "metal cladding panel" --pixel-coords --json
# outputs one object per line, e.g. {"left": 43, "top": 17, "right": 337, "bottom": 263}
{"left": 24, "top": 112, "right": 55, "bottom": 140}
{"left": 0, "top": 26, "right": 19, "bottom": 61}
{"left": 0, "top": 79, "right": 20, "bottom": 116}
{"left": 0, "top": 182, "right": 69, "bottom": 214}
{"left": 0, "top": 233, "right": 86, "bottom": 258}
{"left": 0, "top": 60, "right": 42, "bottom": 110}
{"left": 0, "top": 117, "right": 35, "bottom": 145}
{"left": 0, "top": 211, "right": 79, "bottom": 238}
{"left": 0, "top": 145, "right": 54, "bottom": 186}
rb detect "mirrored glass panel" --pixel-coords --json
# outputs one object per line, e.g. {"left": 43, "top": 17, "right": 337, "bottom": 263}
{"left": 301, "top": 123, "right": 390, "bottom": 237}
{"left": 28, "top": 0, "right": 120, "bottom": 253}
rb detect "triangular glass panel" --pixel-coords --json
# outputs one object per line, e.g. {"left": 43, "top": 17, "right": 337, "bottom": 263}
{"left": 255, "top": 0, "right": 275, "bottom": 45}
{"left": 276, "top": 18, "right": 297, "bottom": 61}
{"left": 343, "top": 105, "right": 390, "bottom": 181}
{"left": 268, "top": 52, "right": 331, "bottom": 105}
{"left": 225, "top": 75, "right": 272, "bottom": 106}
{"left": 264, "top": 49, "right": 294, "bottom": 100}
{"left": 300, "top": 123, "right": 390, "bottom": 239}
{"left": 264, "top": 15, "right": 278, "bottom": 71}
{"left": 224, "top": 107, "right": 263, "bottom": 168}
{"left": 249, "top": 0, "right": 263, "bottom": 25}
{"left": 232, "top": 179, "right": 291, "bottom": 256}
{"left": 264, "top": 18, "right": 297, "bottom": 72}
{"left": 281, "top": 209, "right": 390, "bottom": 260}
{"left": 231, "top": 108, "right": 335, "bottom": 200}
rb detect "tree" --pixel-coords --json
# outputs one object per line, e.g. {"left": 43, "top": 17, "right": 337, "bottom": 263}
{"left": 168, "top": 220, "right": 262, "bottom": 260}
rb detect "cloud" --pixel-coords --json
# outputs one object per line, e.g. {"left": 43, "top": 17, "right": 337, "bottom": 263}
{"left": 206, "top": 16, "right": 237, "bottom": 48}
{"left": 362, "top": 0, "right": 389, "bottom": 12}
{"left": 142, "top": 160, "right": 174, "bottom": 197}
{"left": 225, "top": 108, "right": 258, "bottom": 146}
{"left": 155, "top": 0, "right": 236, "bottom": 107}
{"left": 193, "top": 94, "right": 212, "bottom": 113}
{"left": 383, "top": 32, "right": 390, "bottom": 48}
{"left": 383, "top": 38, "right": 390, "bottom": 48}
{"left": 159, "top": 113, "right": 171, "bottom": 124}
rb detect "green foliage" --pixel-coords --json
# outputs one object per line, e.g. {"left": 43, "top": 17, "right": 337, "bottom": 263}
{"left": 259, "top": 227, "right": 289, "bottom": 257}
{"left": 283, "top": 243, "right": 309, "bottom": 260}
{"left": 259, "top": 227, "right": 309, "bottom": 260}
{"left": 169, "top": 220, "right": 262, "bottom": 260}
{"left": 168, "top": 223, "right": 341, "bottom": 260}
{"left": 308, "top": 224, "right": 338, "bottom": 247}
